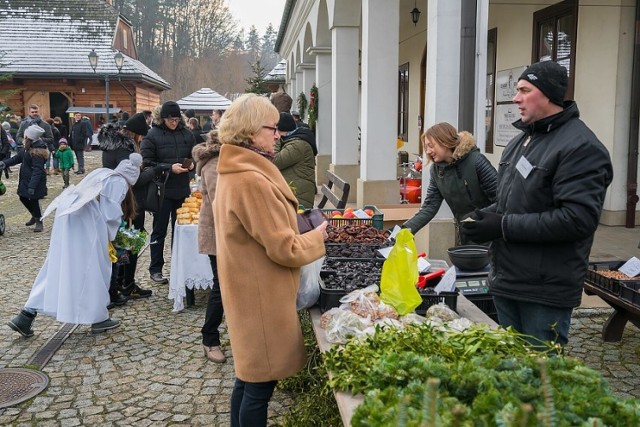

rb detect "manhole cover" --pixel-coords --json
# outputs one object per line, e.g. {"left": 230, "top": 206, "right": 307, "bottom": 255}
{"left": 0, "top": 368, "right": 49, "bottom": 409}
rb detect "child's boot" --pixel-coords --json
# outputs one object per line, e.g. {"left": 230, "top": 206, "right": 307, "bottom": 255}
{"left": 7, "top": 310, "right": 36, "bottom": 337}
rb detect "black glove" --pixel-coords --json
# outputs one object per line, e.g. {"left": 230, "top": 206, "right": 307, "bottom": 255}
{"left": 27, "top": 188, "right": 35, "bottom": 197}
{"left": 460, "top": 209, "right": 504, "bottom": 243}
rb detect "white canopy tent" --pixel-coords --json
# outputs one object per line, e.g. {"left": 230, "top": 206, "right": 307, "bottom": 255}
{"left": 177, "top": 88, "right": 232, "bottom": 112}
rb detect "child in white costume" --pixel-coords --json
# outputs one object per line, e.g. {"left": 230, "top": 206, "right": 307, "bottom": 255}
{"left": 7, "top": 153, "right": 142, "bottom": 336}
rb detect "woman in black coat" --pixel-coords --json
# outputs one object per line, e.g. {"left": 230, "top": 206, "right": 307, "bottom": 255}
{"left": 0, "top": 124, "right": 49, "bottom": 231}
{"left": 98, "top": 115, "right": 159, "bottom": 302}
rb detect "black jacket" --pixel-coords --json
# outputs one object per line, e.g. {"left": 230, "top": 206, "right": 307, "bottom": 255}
{"left": 3, "top": 138, "right": 49, "bottom": 199}
{"left": 486, "top": 102, "right": 613, "bottom": 308}
{"left": 70, "top": 120, "right": 90, "bottom": 151}
{"left": 98, "top": 124, "right": 162, "bottom": 206}
{"left": 140, "top": 121, "right": 195, "bottom": 200}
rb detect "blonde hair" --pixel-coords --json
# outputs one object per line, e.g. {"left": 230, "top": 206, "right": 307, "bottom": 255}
{"left": 218, "top": 94, "right": 279, "bottom": 146}
{"left": 422, "top": 122, "right": 459, "bottom": 151}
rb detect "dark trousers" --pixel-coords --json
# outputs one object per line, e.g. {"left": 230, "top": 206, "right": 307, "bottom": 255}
{"left": 202, "top": 255, "right": 224, "bottom": 347}
{"left": 109, "top": 263, "right": 120, "bottom": 297}
{"left": 117, "top": 210, "right": 146, "bottom": 287}
{"left": 492, "top": 295, "right": 572, "bottom": 348}
{"left": 149, "top": 197, "right": 184, "bottom": 274}
{"left": 19, "top": 196, "right": 41, "bottom": 219}
{"left": 230, "top": 378, "right": 277, "bottom": 427}
{"left": 62, "top": 168, "right": 70, "bottom": 186}
{"left": 73, "top": 149, "right": 84, "bottom": 171}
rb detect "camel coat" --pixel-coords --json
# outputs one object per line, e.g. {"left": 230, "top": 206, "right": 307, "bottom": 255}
{"left": 214, "top": 144, "right": 325, "bottom": 382}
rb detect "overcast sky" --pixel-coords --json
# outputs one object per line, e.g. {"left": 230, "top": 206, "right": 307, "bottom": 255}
{"left": 227, "top": 0, "right": 287, "bottom": 35}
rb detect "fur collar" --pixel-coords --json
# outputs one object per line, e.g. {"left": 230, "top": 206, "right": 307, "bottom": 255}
{"left": 193, "top": 141, "right": 221, "bottom": 175}
{"left": 451, "top": 131, "right": 477, "bottom": 161}
{"left": 98, "top": 123, "right": 135, "bottom": 152}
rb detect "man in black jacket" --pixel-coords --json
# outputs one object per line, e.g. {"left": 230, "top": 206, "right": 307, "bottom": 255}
{"left": 461, "top": 61, "right": 613, "bottom": 347}
{"left": 141, "top": 101, "right": 195, "bottom": 284}
{"left": 70, "top": 112, "right": 90, "bottom": 174}
{"left": 16, "top": 104, "right": 54, "bottom": 154}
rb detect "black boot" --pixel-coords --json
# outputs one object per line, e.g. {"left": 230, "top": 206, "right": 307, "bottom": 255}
{"left": 185, "top": 287, "right": 195, "bottom": 307}
{"left": 33, "top": 219, "right": 43, "bottom": 232}
{"left": 7, "top": 310, "right": 36, "bottom": 337}
{"left": 25, "top": 217, "right": 36, "bottom": 226}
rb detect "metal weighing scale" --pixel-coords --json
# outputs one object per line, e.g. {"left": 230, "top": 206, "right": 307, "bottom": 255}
{"left": 454, "top": 264, "right": 491, "bottom": 295}
{"left": 453, "top": 264, "right": 498, "bottom": 321}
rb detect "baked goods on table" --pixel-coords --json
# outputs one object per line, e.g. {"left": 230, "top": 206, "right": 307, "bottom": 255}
{"left": 177, "top": 190, "right": 202, "bottom": 225}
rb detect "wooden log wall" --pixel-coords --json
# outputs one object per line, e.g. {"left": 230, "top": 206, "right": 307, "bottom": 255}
{"left": 0, "top": 78, "right": 164, "bottom": 119}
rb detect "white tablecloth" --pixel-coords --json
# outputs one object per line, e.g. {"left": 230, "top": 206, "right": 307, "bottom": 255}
{"left": 168, "top": 224, "right": 213, "bottom": 312}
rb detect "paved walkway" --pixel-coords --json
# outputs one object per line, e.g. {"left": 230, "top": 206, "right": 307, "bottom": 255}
{"left": 0, "top": 151, "right": 639, "bottom": 425}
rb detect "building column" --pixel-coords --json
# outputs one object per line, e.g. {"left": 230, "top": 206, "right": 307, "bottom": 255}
{"left": 294, "top": 70, "right": 303, "bottom": 101}
{"left": 309, "top": 47, "right": 332, "bottom": 185}
{"left": 420, "top": 0, "right": 463, "bottom": 259}
{"left": 358, "top": 0, "right": 400, "bottom": 206}
{"left": 331, "top": 25, "right": 360, "bottom": 202}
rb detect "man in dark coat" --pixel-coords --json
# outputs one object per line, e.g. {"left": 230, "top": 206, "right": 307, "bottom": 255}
{"left": 461, "top": 61, "right": 613, "bottom": 347}
{"left": 141, "top": 101, "right": 196, "bottom": 284}
{"left": 15, "top": 104, "right": 54, "bottom": 153}
{"left": 70, "top": 112, "right": 90, "bottom": 174}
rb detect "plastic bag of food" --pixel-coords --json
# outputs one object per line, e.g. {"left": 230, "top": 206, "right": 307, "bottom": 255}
{"left": 379, "top": 229, "right": 422, "bottom": 315}
{"left": 340, "top": 285, "right": 380, "bottom": 319}
{"left": 325, "top": 309, "right": 371, "bottom": 344}
{"left": 426, "top": 303, "right": 460, "bottom": 322}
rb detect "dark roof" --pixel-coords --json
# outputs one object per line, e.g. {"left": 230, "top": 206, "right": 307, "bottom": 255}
{"left": 0, "top": 0, "right": 170, "bottom": 90}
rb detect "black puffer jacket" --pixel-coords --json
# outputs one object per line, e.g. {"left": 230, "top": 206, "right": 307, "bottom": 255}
{"left": 3, "top": 138, "right": 49, "bottom": 199}
{"left": 140, "top": 121, "right": 195, "bottom": 200}
{"left": 98, "top": 124, "right": 164, "bottom": 205}
{"left": 486, "top": 101, "right": 613, "bottom": 308}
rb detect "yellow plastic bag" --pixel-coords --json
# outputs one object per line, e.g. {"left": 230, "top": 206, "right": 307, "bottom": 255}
{"left": 379, "top": 228, "right": 422, "bottom": 315}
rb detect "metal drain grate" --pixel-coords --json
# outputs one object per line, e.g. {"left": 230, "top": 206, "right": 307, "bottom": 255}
{"left": 27, "top": 323, "right": 77, "bottom": 370}
{"left": 0, "top": 368, "right": 49, "bottom": 409}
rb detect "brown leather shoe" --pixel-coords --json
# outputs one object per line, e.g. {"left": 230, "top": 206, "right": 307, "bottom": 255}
{"left": 202, "top": 345, "right": 226, "bottom": 363}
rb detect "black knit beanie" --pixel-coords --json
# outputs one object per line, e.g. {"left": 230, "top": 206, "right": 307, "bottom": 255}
{"left": 277, "top": 112, "right": 297, "bottom": 132}
{"left": 123, "top": 112, "right": 149, "bottom": 136}
{"left": 518, "top": 61, "right": 568, "bottom": 106}
{"left": 160, "top": 101, "right": 182, "bottom": 119}
{"left": 184, "top": 109, "right": 195, "bottom": 119}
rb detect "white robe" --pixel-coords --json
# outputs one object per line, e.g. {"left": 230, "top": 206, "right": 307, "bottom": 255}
{"left": 25, "top": 169, "right": 128, "bottom": 324}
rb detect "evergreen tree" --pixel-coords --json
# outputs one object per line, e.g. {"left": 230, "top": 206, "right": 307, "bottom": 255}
{"left": 245, "top": 59, "right": 269, "bottom": 94}
{"left": 260, "top": 23, "right": 281, "bottom": 72}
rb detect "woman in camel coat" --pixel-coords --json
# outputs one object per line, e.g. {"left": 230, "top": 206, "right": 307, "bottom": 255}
{"left": 214, "top": 93, "right": 327, "bottom": 427}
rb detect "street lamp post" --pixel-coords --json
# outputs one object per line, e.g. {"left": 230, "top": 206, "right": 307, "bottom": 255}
{"left": 88, "top": 49, "right": 125, "bottom": 124}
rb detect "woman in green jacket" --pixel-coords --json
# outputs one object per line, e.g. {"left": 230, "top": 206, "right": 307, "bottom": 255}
{"left": 273, "top": 112, "right": 318, "bottom": 209}
{"left": 403, "top": 122, "right": 497, "bottom": 245}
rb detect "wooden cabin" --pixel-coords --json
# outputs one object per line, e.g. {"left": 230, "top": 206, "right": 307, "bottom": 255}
{"left": 0, "top": 0, "right": 170, "bottom": 132}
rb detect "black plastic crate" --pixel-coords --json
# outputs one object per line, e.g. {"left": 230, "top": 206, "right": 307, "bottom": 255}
{"left": 585, "top": 260, "right": 640, "bottom": 296}
{"left": 319, "top": 281, "right": 347, "bottom": 312}
{"left": 466, "top": 294, "right": 499, "bottom": 322}
{"left": 414, "top": 290, "right": 458, "bottom": 316}
{"left": 324, "top": 243, "right": 386, "bottom": 259}
{"left": 620, "top": 282, "right": 640, "bottom": 306}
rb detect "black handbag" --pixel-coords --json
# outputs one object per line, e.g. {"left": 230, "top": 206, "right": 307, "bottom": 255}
{"left": 142, "top": 170, "right": 169, "bottom": 213}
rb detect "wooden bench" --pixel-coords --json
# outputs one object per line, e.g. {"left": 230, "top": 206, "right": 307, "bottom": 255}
{"left": 317, "top": 170, "right": 350, "bottom": 209}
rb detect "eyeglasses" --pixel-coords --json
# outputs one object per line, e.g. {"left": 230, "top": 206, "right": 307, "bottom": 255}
{"left": 262, "top": 125, "right": 279, "bottom": 135}
{"left": 165, "top": 118, "right": 180, "bottom": 123}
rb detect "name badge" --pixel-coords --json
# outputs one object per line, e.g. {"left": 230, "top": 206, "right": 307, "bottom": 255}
{"left": 516, "top": 155, "right": 533, "bottom": 179}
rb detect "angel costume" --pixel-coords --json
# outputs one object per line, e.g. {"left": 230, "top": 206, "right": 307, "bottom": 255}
{"left": 21, "top": 154, "right": 141, "bottom": 325}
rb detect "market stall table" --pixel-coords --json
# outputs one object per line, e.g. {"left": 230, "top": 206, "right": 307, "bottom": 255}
{"left": 583, "top": 281, "right": 640, "bottom": 342}
{"left": 309, "top": 295, "right": 498, "bottom": 426}
{"left": 168, "top": 224, "right": 213, "bottom": 312}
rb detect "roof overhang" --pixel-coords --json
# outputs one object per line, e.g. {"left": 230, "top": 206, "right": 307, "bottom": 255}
{"left": 66, "top": 107, "right": 122, "bottom": 114}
